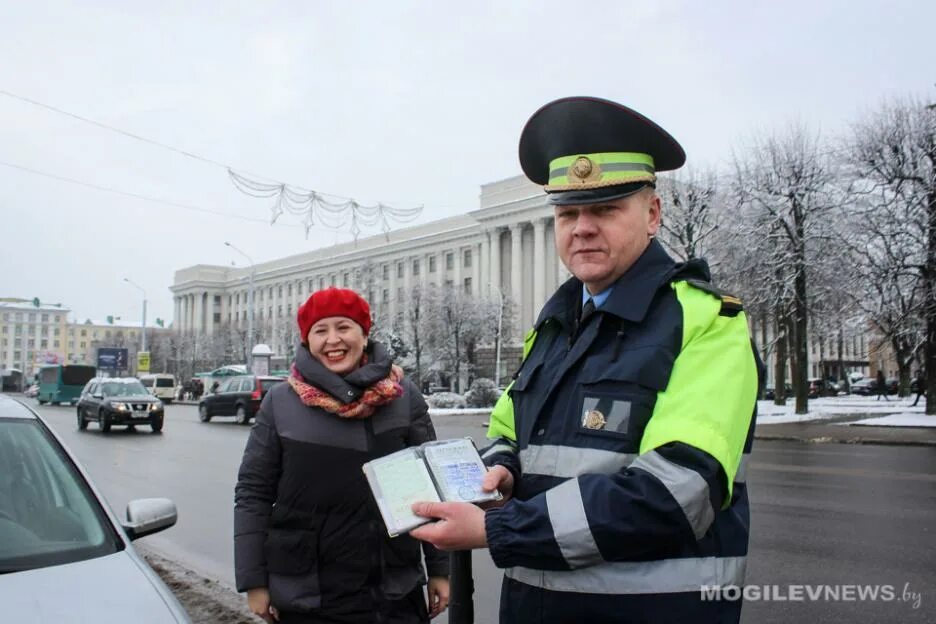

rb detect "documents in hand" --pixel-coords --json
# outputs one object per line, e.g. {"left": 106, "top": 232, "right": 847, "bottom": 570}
{"left": 362, "top": 438, "right": 502, "bottom": 537}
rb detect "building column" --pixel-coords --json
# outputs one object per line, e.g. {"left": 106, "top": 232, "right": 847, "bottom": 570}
{"left": 454, "top": 246, "right": 463, "bottom": 292}
{"left": 174, "top": 297, "right": 181, "bottom": 331}
{"left": 490, "top": 228, "right": 502, "bottom": 295}
{"left": 510, "top": 224, "right": 524, "bottom": 314}
{"left": 388, "top": 261, "right": 398, "bottom": 329}
{"left": 533, "top": 218, "right": 546, "bottom": 314}
{"left": 473, "top": 241, "right": 482, "bottom": 296}
{"left": 436, "top": 251, "right": 445, "bottom": 287}
{"left": 481, "top": 231, "right": 491, "bottom": 294}
{"left": 193, "top": 292, "right": 203, "bottom": 335}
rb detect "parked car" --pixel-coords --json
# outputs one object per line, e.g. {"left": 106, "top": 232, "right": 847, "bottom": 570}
{"left": 76, "top": 377, "right": 165, "bottom": 433}
{"left": 198, "top": 375, "right": 284, "bottom": 424}
{"left": 0, "top": 395, "right": 189, "bottom": 622}
{"left": 764, "top": 384, "right": 792, "bottom": 400}
{"left": 851, "top": 378, "right": 877, "bottom": 395}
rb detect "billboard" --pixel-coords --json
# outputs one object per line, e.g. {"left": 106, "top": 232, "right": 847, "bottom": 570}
{"left": 97, "top": 347, "right": 129, "bottom": 370}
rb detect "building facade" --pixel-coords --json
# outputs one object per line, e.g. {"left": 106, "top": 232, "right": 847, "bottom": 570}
{"left": 0, "top": 300, "right": 71, "bottom": 378}
{"left": 171, "top": 176, "right": 568, "bottom": 356}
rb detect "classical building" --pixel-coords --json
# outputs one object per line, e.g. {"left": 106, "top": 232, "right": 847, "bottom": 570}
{"left": 171, "top": 176, "right": 567, "bottom": 357}
{"left": 170, "top": 174, "right": 889, "bottom": 389}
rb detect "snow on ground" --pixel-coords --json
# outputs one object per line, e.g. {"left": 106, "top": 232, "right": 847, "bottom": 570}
{"left": 756, "top": 396, "right": 928, "bottom": 425}
{"left": 843, "top": 413, "right": 936, "bottom": 428}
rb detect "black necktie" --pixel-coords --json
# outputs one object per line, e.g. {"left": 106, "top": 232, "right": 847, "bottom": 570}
{"left": 581, "top": 298, "right": 596, "bottom": 324}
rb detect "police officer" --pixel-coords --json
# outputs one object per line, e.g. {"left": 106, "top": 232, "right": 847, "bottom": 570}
{"left": 411, "top": 96, "right": 761, "bottom": 623}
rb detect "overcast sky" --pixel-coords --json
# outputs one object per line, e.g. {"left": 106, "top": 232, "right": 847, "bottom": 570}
{"left": 1, "top": 0, "right": 933, "bottom": 326}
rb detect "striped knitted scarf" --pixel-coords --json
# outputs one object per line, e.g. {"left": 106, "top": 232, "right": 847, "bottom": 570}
{"left": 287, "top": 358, "right": 404, "bottom": 419}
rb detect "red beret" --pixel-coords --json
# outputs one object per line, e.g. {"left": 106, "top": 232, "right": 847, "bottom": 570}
{"left": 297, "top": 288, "right": 372, "bottom": 342}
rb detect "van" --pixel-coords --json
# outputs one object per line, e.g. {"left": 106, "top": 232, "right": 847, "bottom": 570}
{"left": 139, "top": 374, "right": 177, "bottom": 403}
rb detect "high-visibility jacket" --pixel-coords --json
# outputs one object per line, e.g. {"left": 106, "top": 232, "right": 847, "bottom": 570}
{"left": 483, "top": 240, "right": 762, "bottom": 624}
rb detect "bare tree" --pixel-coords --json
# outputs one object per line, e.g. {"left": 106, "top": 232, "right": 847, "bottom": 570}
{"left": 844, "top": 98, "right": 936, "bottom": 410}
{"left": 732, "top": 123, "right": 840, "bottom": 414}
{"left": 657, "top": 168, "right": 722, "bottom": 262}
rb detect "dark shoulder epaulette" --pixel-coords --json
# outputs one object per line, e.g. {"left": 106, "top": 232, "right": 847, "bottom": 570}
{"left": 684, "top": 278, "right": 744, "bottom": 317}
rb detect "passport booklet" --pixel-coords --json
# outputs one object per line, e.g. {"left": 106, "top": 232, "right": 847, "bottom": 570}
{"left": 362, "top": 437, "right": 502, "bottom": 537}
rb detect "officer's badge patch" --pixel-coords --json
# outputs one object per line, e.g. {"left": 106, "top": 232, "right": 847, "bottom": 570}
{"left": 582, "top": 409, "right": 607, "bottom": 430}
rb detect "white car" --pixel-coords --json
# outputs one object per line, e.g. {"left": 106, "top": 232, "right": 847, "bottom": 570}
{"left": 0, "top": 395, "right": 190, "bottom": 622}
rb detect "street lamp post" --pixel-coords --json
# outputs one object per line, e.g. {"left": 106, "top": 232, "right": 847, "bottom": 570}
{"left": 488, "top": 283, "right": 504, "bottom": 388}
{"left": 122, "top": 278, "right": 147, "bottom": 352}
{"left": 225, "top": 241, "right": 256, "bottom": 371}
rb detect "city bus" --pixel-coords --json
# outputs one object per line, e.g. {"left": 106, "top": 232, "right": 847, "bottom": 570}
{"left": 37, "top": 364, "right": 97, "bottom": 405}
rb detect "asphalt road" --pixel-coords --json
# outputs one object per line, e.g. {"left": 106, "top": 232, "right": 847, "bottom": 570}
{"left": 29, "top": 401, "right": 936, "bottom": 624}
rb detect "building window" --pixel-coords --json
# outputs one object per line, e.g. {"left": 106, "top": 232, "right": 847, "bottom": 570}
{"left": 397, "top": 288, "right": 404, "bottom": 302}
{"left": 330, "top": 275, "right": 336, "bottom": 287}
{"left": 1, "top": 327, "right": 6, "bottom": 334}
{"left": 54, "top": 327, "right": 60, "bottom": 336}
{"left": 309, "top": 279, "right": 315, "bottom": 292}
{"left": 464, "top": 277, "right": 472, "bottom": 293}
{"left": 214, "top": 295, "right": 221, "bottom": 305}
{"left": 397, "top": 262, "right": 404, "bottom": 279}
{"left": 288, "top": 283, "right": 292, "bottom": 296}
{"left": 28, "top": 313, "right": 35, "bottom": 322}
{"left": 81, "top": 329, "right": 86, "bottom": 337}
{"left": 343, "top": 273, "right": 350, "bottom": 287}
{"left": 287, "top": 304, "right": 293, "bottom": 315}
{"left": 319, "top": 277, "right": 325, "bottom": 289}
{"left": 269, "top": 287, "right": 274, "bottom": 299}
{"left": 41, "top": 314, "right": 48, "bottom": 322}
{"left": 382, "top": 289, "right": 389, "bottom": 304}
{"left": 464, "top": 249, "right": 472, "bottom": 268}
{"left": 79, "top": 342, "right": 85, "bottom": 349}
{"left": 413, "top": 260, "right": 420, "bottom": 276}
{"left": 213, "top": 312, "right": 222, "bottom": 323}
{"left": 446, "top": 252, "right": 454, "bottom": 270}
{"left": 28, "top": 339, "right": 35, "bottom": 347}
{"left": 278, "top": 286, "right": 283, "bottom": 298}
{"left": 54, "top": 340, "right": 60, "bottom": 348}
{"left": 269, "top": 307, "right": 273, "bottom": 319}
{"left": 383, "top": 264, "right": 390, "bottom": 280}
{"left": 429, "top": 256, "right": 437, "bottom": 273}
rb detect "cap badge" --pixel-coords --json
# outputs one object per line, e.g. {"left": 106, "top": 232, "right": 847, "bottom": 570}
{"left": 583, "top": 409, "right": 607, "bottom": 430}
{"left": 569, "top": 156, "right": 600, "bottom": 184}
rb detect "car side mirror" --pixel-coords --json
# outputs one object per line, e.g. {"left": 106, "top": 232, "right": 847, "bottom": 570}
{"left": 121, "top": 498, "right": 177, "bottom": 540}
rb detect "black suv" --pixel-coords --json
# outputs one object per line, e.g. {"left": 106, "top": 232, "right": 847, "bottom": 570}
{"left": 77, "top": 377, "right": 165, "bottom": 433}
{"left": 198, "top": 375, "right": 284, "bottom": 424}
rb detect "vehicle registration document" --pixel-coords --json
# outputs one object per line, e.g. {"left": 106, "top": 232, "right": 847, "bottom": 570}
{"left": 362, "top": 438, "right": 502, "bottom": 537}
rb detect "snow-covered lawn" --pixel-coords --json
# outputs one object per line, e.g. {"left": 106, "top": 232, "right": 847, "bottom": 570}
{"left": 757, "top": 396, "right": 933, "bottom": 426}
{"left": 843, "top": 413, "right": 936, "bottom": 428}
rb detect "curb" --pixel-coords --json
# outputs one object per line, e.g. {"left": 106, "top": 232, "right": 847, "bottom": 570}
{"left": 753, "top": 433, "right": 936, "bottom": 447}
{"left": 138, "top": 546, "right": 259, "bottom": 624}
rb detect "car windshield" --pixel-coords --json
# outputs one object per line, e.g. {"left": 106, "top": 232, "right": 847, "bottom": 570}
{"left": 100, "top": 381, "right": 147, "bottom": 397}
{"left": 0, "top": 420, "right": 121, "bottom": 573}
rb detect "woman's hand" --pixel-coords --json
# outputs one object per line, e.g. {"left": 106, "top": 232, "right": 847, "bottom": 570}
{"left": 427, "top": 576, "right": 450, "bottom": 619}
{"left": 247, "top": 587, "right": 280, "bottom": 623}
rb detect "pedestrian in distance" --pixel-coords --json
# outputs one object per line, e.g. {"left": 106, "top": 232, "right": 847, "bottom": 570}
{"left": 234, "top": 287, "right": 449, "bottom": 624}
{"left": 410, "top": 96, "right": 762, "bottom": 624}
{"left": 911, "top": 369, "right": 925, "bottom": 406}
{"left": 876, "top": 369, "right": 889, "bottom": 401}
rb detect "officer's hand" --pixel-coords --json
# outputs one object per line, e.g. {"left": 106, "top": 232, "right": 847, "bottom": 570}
{"left": 479, "top": 464, "right": 514, "bottom": 509}
{"left": 410, "top": 501, "right": 487, "bottom": 550}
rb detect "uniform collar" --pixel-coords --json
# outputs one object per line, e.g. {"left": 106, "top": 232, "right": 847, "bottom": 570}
{"left": 537, "top": 239, "right": 677, "bottom": 328}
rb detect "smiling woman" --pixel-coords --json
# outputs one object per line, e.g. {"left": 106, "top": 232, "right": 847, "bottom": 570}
{"left": 234, "top": 287, "right": 450, "bottom": 623}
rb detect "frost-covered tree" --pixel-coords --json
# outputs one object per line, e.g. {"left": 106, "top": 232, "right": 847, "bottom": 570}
{"left": 843, "top": 98, "right": 936, "bottom": 406}
{"left": 732, "top": 123, "right": 841, "bottom": 414}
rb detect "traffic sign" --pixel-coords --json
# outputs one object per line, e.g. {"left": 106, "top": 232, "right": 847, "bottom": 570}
{"left": 137, "top": 351, "right": 151, "bottom": 373}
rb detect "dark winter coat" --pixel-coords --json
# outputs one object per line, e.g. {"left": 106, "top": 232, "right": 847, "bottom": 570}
{"left": 234, "top": 341, "right": 448, "bottom": 621}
